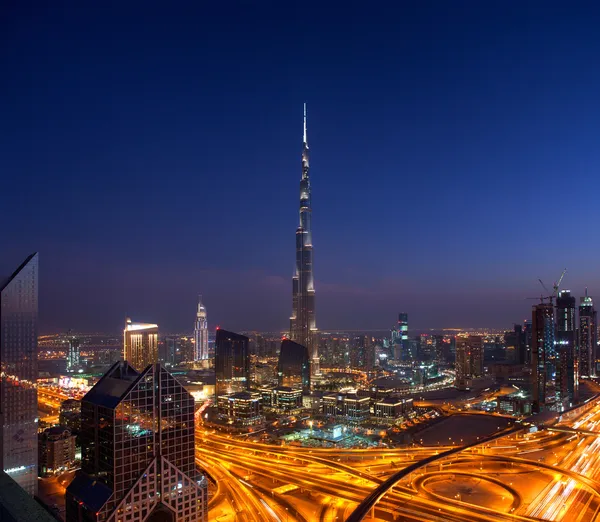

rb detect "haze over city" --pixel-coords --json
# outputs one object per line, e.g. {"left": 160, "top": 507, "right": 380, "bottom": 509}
{"left": 3, "top": 3, "right": 600, "bottom": 333}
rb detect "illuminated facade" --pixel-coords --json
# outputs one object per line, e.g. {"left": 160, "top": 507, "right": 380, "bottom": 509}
{"left": 454, "top": 335, "right": 483, "bottom": 390}
{"left": 193, "top": 296, "right": 208, "bottom": 361}
{"left": 66, "top": 332, "right": 80, "bottom": 373}
{"left": 66, "top": 362, "right": 207, "bottom": 522}
{"left": 214, "top": 329, "right": 249, "bottom": 398}
{"left": 0, "top": 252, "right": 38, "bottom": 496}
{"left": 556, "top": 290, "right": 577, "bottom": 406}
{"left": 579, "top": 291, "right": 597, "bottom": 378}
{"left": 532, "top": 302, "right": 555, "bottom": 413}
{"left": 290, "top": 104, "right": 319, "bottom": 376}
{"left": 278, "top": 339, "right": 310, "bottom": 392}
{"left": 123, "top": 318, "right": 158, "bottom": 372}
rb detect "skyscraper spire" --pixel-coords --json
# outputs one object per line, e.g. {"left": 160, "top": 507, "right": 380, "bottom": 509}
{"left": 303, "top": 102, "right": 307, "bottom": 145}
{"left": 291, "top": 104, "right": 318, "bottom": 378}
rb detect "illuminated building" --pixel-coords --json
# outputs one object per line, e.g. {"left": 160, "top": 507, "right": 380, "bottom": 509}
{"left": 556, "top": 290, "right": 577, "bottom": 406}
{"left": 214, "top": 329, "right": 249, "bottom": 398}
{"left": 322, "top": 393, "right": 370, "bottom": 421}
{"left": 579, "top": 290, "right": 597, "bottom": 377}
{"left": 278, "top": 339, "right": 310, "bottom": 392}
{"left": 66, "top": 361, "right": 207, "bottom": 522}
{"left": 123, "top": 318, "right": 158, "bottom": 372}
{"left": 216, "top": 391, "right": 263, "bottom": 426}
{"left": 0, "top": 252, "right": 38, "bottom": 495}
{"left": 392, "top": 313, "right": 409, "bottom": 360}
{"left": 39, "top": 426, "right": 76, "bottom": 476}
{"left": 66, "top": 332, "right": 80, "bottom": 373}
{"left": 193, "top": 296, "right": 208, "bottom": 361}
{"left": 373, "top": 397, "right": 413, "bottom": 421}
{"left": 532, "top": 302, "right": 555, "bottom": 413}
{"left": 290, "top": 104, "right": 319, "bottom": 376}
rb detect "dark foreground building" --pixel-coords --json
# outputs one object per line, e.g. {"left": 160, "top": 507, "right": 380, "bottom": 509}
{"left": 214, "top": 329, "right": 250, "bottom": 398}
{"left": 66, "top": 362, "right": 207, "bottom": 522}
{"left": 0, "top": 252, "right": 39, "bottom": 496}
{"left": 278, "top": 339, "right": 311, "bottom": 392}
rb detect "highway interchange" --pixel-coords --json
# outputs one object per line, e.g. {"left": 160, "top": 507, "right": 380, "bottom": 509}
{"left": 199, "top": 395, "right": 600, "bottom": 522}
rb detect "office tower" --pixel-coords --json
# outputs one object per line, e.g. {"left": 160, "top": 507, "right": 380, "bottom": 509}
{"left": 290, "top": 104, "right": 319, "bottom": 376}
{"left": 579, "top": 290, "right": 597, "bottom": 378}
{"left": 214, "top": 329, "right": 250, "bottom": 398}
{"left": 278, "top": 339, "right": 311, "bottom": 392}
{"left": 556, "top": 290, "right": 578, "bottom": 405}
{"left": 66, "top": 362, "right": 207, "bottom": 522}
{"left": 0, "top": 252, "right": 38, "bottom": 495}
{"left": 469, "top": 335, "right": 484, "bottom": 376}
{"left": 123, "top": 318, "right": 158, "bottom": 372}
{"left": 193, "top": 296, "right": 208, "bottom": 361}
{"left": 66, "top": 331, "right": 80, "bottom": 373}
{"left": 531, "top": 302, "right": 555, "bottom": 413}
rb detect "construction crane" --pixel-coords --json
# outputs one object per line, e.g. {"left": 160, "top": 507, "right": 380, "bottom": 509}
{"left": 526, "top": 268, "right": 567, "bottom": 305}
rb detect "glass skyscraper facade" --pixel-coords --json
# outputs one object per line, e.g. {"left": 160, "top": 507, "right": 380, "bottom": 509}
{"left": 531, "top": 302, "right": 555, "bottom": 413}
{"left": 278, "top": 339, "right": 310, "bottom": 392}
{"left": 556, "top": 290, "right": 577, "bottom": 406}
{"left": 579, "top": 291, "right": 597, "bottom": 378}
{"left": 0, "top": 252, "right": 38, "bottom": 496}
{"left": 66, "top": 362, "right": 206, "bottom": 522}
{"left": 214, "top": 329, "right": 249, "bottom": 399}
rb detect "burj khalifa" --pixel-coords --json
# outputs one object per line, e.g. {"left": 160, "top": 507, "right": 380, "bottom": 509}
{"left": 290, "top": 104, "right": 319, "bottom": 376}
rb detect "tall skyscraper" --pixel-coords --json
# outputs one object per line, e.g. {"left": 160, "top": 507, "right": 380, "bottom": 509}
{"left": 66, "top": 362, "right": 207, "bottom": 522}
{"left": 193, "top": 296, "right": 208, "bottom": 361}
{"left": 556, "top": 290, "right": 578, "bottom": 406}
{"left": 454, "top": 335, "right": 483, "bottom": 390}
{"left": 278, "top": 339, "right": 311, "bottom": 392}
{"left": 531, "top": 302, "right": 555, "bottom": 413}
{"left": 0, "top": 253, "right": 38, "bottom": 496}
{"left": 454, "top": 337, "right": 471, "bottom": 390}
{"left": 66, "top": 331, "right": 80, "bottom": 373}
{"left": 290, "top": 104, "right": 318, "bottom": 376}
{"left": 214, "top": 329, "right": 250, "bottom": 399}
{"left": 579, "top": 290, "right": 597, "bottom": 378}
{"left": 123, "top": 318, "right": 158, "bottom": 372}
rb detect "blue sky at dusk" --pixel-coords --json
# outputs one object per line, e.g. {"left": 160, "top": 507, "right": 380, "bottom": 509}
{"left": 2, "top": 2, "right": 600, "bottom": 333}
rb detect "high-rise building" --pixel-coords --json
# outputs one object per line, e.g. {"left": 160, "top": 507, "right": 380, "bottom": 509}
{"left": 579, "top": 290, "right": 597, "bottom": 378}
{"left": 214, "top": 329, "right": 250, "bottom": 399}
{"left": 556, "top": 290, "right": 578, "bottom": 406}
{"left": 66, "top": 331, "right": 80, "bottom": 373}
{"left": 194, "top": 296, "right": 208, "bottom": 361}
{"left": 454, "top": 335, "right": 483, "bottom": 390}
{"left": 278, "top": 339, "right": 311, "bottom": 392}
{"left": 531, "top": 302, "right": 555, "bottom": 413}
{"left": 0, "top": 252, "right": 38, "bottom": 495}
{"left": 290, "top": 104, "right": 318, "bottom": 376}
{"left": 66, "top": 362, "right": 207, "bottom": 522}
{"left": 39, "top": 426, "right": 77, "bottom": 476}
{"left": 123, "top": 318, "right": 158, "bottom": 372}
{"left": 392, "top": 313, "right": 408, "bottom": 361}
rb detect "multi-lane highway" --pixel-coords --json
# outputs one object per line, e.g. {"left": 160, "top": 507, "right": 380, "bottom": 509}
{"left": 198, "top": 395, "right": 600, "bottom": 521}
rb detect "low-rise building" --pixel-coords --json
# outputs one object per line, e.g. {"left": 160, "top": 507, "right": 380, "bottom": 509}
{"left": 59, "top": 399, "right": 81, "bottom": 433}
{"left": 39, "top": 426, "right": 77, "bottom": 475}
{"left": 323, "top": 393, "right": 370, "bottom": 422}
{"left": 217, "top": 391, "right": 264, "bottom": 426}
{"left": 373, "top": 396, "right": 414, "bottom": 421}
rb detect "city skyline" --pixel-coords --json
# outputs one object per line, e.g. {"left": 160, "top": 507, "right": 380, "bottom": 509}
{"left": 4, "top": 4, "right": 600, "bottom": 333}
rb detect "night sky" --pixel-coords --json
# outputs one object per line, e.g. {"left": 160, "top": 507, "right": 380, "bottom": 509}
{"left": 2, "top": 2, "right": 600, "bottom": 334}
